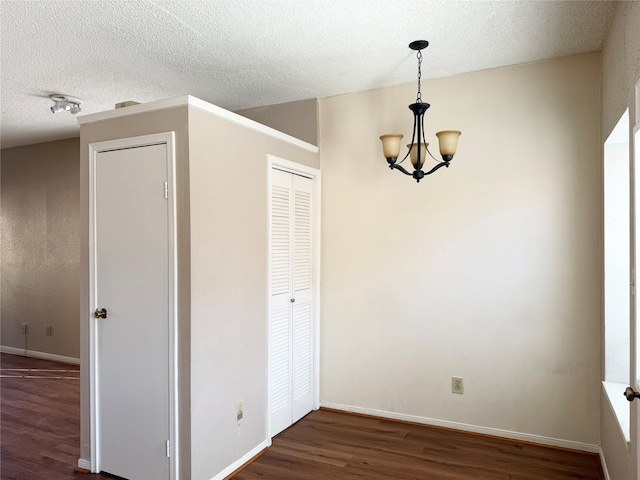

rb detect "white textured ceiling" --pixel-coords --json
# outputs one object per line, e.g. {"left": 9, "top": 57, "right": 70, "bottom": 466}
{"left": 1, "top": 0, "right": 614, "bottom": 149}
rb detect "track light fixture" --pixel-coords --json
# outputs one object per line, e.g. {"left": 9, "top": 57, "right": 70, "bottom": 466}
{"left": 50, "top": 95, "right": 81, "bottom": 115}
{"left": 380, "top": 40, "right": 461, "bottom": 183}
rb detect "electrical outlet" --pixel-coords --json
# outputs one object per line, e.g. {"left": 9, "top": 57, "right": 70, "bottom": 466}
{"left": 21, "top": 323, "right": 27, "bottom": 335}
{"left": 46, "top": 326, "right": 53, "bottom": 336}
{"left": 235, "top": 401, "right": 243, "bottom": 422}
{"left": 452, "top": 376, "right": 464, "bottom": 394}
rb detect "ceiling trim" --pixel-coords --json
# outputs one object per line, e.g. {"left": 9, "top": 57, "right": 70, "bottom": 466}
{"left": 77, "top": 95, "right": 319, "bottom": 154}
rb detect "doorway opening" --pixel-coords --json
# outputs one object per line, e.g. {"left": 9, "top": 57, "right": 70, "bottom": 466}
{"left": 603, "top": 108, "right": 630, "bottom": 441}
{"left": 88, "top": 133, "right": 178, "bottom": 479}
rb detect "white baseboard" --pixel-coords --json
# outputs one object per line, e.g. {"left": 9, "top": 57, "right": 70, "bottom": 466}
{"left": 77, "top": 458, "right": 91, "bottom": 471}
{"left": 210, "top": 439, "right": 270, "bottom": 480}
{"left": 1, "top": 345, "right": 80, "bottom": 365}
{"left": 598, "top": 447, "right": 612, "bottom": 480}
{"left": 321, "top": 402, "right": 600, "bottom": 454}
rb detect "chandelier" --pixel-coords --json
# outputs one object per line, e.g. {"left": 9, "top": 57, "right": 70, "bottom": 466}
{"left": 379, "top": 40, "right": 461, "bottom": 182}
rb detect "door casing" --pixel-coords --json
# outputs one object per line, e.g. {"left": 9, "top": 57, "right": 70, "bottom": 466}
{"left": 88, "top": 132, "right": 178, "bottom": 478}
{"left": 633, "top": 114, "right": 640, "bottom": 478}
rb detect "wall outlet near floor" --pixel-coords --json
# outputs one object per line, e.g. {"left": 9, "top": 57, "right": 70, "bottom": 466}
{"left": 21, "top": 323, "right": 28, "bottom": 335}
{"left": 452, "top": 376, "right": 464, "bottom": 394}
{"left": 46, "top": 326, "right": 53, "bottom": 336}
{"left": 235, "top": 401, "right": 243, "bottom": 422}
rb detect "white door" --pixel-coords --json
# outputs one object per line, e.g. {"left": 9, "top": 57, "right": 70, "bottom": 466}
{"left": 269, "top": 168, "right": 315, "bottom": 437}
{"left": 93, "top": 143, "right": 171, "bottom": 479}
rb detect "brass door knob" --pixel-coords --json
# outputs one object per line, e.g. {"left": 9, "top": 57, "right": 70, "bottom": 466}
{"left": 94, "top": 308, "right": 108, "bottom": 319}
{"left": 624, "top": 386, "right": 640, "bottom": 402}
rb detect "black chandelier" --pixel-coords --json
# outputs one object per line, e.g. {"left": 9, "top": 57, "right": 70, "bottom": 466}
{"left": 379, "top": 40, "right": 461, "bottom": 183}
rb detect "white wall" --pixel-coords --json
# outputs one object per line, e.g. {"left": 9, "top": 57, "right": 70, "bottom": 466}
{"left": 601, "top": 1, "right": 640, "bottom": 477}
{"left": 187, "top": 105, "right": 319, "bottom": 479}
{"left": 319, "top": 53, "right": 601, "bottom": 445}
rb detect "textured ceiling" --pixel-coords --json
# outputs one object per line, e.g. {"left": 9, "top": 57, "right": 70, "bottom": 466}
{"left": 1, "top": 0, "right": 614, "bottom": 149}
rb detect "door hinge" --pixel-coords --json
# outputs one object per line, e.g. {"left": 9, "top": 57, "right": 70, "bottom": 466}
{"left": 166, "top": 440, "right": 170, "bottom": 458}
{"left": 164, "top": 182, "right": 169, "bottom": 199}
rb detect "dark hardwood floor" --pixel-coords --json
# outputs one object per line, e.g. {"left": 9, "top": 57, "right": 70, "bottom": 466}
{"left": 1, "top": 353, "right": 605, "bottom": 479}
{"left": 0, "top": 353, "right": 117, "bottom": 480}
{"left": 232, "top": 409, "right": 605, "bottom": 480}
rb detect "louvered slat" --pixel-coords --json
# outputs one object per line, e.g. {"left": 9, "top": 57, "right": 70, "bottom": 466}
{"left": 293, "top": 190, "right": 311, "bottom": 292}
{"left": 270, "top": 305, "right": 291, "bottom": 414}
{"left": 271, "top": 185, "right": 290, "bottom": 296}
{"left": 292, "top": 301, "right": 312, "bottom": 401}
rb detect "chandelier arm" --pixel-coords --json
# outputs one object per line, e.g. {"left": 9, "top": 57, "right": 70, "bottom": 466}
{"left": 390, "top": 164, "right": 413, "bottom": 176}
{"left": 423, "top": 161, "right": 450, "bottom": 176}
{"left": 416, "top": 110, "right": 423, "bottom": 169}
{"left": 397, "top": 109, "right": 420, "bottom": 166}
{"left": 425, "top": 144, "right": 444, "bottom": 163}
{"left": 421, "top": 111, "right": 428, "bottom": 147}
{"left": 419, "top": 111, "right": 429, "bottom": 168}
{"left": 397, "top": 149, "right": 411, "bottom": 166}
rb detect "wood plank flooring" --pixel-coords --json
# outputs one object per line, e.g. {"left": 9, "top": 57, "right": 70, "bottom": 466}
{"left": 0, "top": 353, "right": 117, "bottom": 480}
{"left": 231, "top": 409, "right": 605, "bottom": 480}
{"left": 1, "top": 353, "right": 605, "bottom": 479}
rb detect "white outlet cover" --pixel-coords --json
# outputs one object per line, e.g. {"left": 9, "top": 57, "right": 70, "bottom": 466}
{"left": 452, "top": 376, "right": 464, "bottom": 394}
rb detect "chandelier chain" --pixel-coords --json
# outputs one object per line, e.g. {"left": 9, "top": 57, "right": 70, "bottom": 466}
{"left": 416, "top": 49, "right": 422, "bottom": 103}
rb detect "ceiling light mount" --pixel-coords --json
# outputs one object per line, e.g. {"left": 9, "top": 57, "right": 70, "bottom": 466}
{"left": 50, "top": 94, "right": 81, "bottom": 115}
{"left": 408, "top": 40, "right": 429, "bottom": 51}
{"left": 379, "top": 40, "right": 461, "bottom": 183}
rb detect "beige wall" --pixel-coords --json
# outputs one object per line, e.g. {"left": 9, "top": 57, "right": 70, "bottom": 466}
{"left": 602, "top": 1, "right": 640, "bottom": 139}
{"left": 236, "top": 98, "right": 318, "bottom": 146}
{"left": 1, "top": 138, "right": 80, "bottom": 358}
{"left": 601, "top": 1, "right": 640, "bottom": 478}
{"left": 319, "top": 53, "right": 602, "bottom": 445}
{"left": 187, "top": 105, "right": 318, "bottom": 479}
{"left": 79, "top": 107, "right": 192, "bottom": 479}
{"left": 79, "top": 101, "right": 319, "bottom": 479}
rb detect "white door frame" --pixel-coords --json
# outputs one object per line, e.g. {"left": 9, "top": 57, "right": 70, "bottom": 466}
{"left": 266, "top": 155, "right": 321, "bottom": 441}
{"left": 634, "top": 82, "right": 640, "bottom": 478}
{"left": 88, "top": 132, "right": 178, "bottom": 479}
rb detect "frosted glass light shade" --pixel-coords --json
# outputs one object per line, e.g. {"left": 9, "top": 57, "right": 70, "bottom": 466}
{"left": 380, "top": 134, "right": 403, "bottom": 159}
{"left": 435, "top": 130, "right": 461, "bottom": 156}
{"left": 408, "top": 143, "right": 428, "bottom": 168}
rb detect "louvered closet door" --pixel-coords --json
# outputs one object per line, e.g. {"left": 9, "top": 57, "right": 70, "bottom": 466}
{"left": 291, "top": 173, "right": 313, "bottom": 423}
{"left": 269, "top": 169, "right": 294, "bottom": 437}
{"left": 269, "top": 168, "right": 314, "bottom": 438}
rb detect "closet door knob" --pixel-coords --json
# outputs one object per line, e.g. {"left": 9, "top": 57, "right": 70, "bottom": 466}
{"left": 290, "top": 298, "right": 295, "bottom": 303}
{"left": 94, "top": 308, "right": 108, "bottom": 319}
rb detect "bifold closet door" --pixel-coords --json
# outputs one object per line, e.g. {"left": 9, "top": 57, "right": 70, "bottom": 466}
{"left": 269, "top": 168, "right": 314, "bottom": 438}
